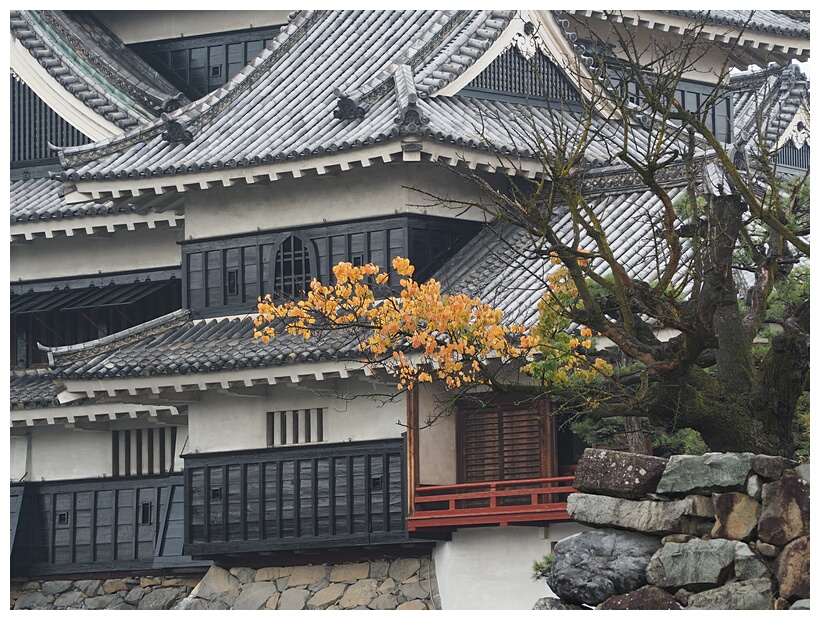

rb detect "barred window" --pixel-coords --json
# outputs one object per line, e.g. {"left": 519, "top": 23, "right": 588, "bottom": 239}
{"left": 112, "top": 427, "right": 177, "bottom": 477}
{"left": 267, "top": 409, "right": 325, "bottom": 446}
{"left": 271, "top": 234, "right": 316, "bottom": 299}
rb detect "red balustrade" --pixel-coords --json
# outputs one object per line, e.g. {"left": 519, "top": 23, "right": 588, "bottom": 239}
{"left": 406, "top": 476, "right": 576, "bottom": 531}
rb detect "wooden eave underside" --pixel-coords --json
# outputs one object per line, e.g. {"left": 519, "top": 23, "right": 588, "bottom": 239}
{"left": 10, "top": 402, "right": 184, "bottom": 428}
{"left": 569, "top": 10, "right": 810, "bottom": 65}
{"left": 10, "top": 210, "right": 184, "bottom": 243}
{"left": 65, "top": 139, "right": 552, "bottom": 203}
{"left": 58, "top": 359, "right": 375, "bottom": 402}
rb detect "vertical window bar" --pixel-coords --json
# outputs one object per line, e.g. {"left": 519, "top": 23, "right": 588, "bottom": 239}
{"left": 292, "top": 410, "right": 299, "bottom": 444}
{"left": 305, "top": 409, "right": 311, "bottom": 443}
{"left": 112, "top": 430, "right": 120, "bottom": 477}
{"left": 317, "top": 409, "right": 324, "bottom": 442}
{"left": 280, "top": 411, "right": 287, "bottom": 445}
{"left": 147, "top": 428, "right": 154, "bottom": 475}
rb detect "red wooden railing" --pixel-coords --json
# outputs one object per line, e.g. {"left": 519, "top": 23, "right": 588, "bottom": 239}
{"left": 406, "top": 476, "right": 576, "bottom": 531}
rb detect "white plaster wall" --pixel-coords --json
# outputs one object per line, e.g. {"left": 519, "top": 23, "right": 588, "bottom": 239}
{"left": 23, "top": 424, "right": 188, "bottom": 481}
{"left": 10, "top": 435, "right": 29, "bottom": 482}
{"left": 10, "top": 227, "right": 182, "bottom": 282}
{"left": 432, "top": 523, "right": 589, "bottom": 610}
{"left": 28, "top": 426, "right": 112, "bottom": 481}
{"left": 186, "top": 377, "right": 405, "bottom": 454}
{"left": 95, "top": 11, "right": 291, "bottom": 44}
{"left": 417, "top": 384, "right": 456, "bottom": 485}
{"left": 184, "top": 163, "right": 489, "bottom": 241}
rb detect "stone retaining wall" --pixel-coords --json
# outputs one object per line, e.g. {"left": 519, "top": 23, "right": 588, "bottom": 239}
{"left": 176, "top": 556, "right": 439, "bottom": 610}
{"left": 535, "top": 450, "right": 810, "bottom": 611}
{"left": 11, "top": 555, "right": 440, "bottom": 611}
{"left": 11, "top": 574, "right": 204, "bottom": 610}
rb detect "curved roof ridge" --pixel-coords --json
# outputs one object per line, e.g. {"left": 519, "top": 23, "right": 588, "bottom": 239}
{"left": 10, "top": 10, "right": 188, "bottom": 131}
{"left": 58, "top": 10, "right": 321, "bottom": 170}
{"left": 41, "top": 308, "right": 191, "bottom": 367}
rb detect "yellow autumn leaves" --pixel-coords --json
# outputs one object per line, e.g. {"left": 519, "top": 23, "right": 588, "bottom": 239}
{"left": 254, "top": 256, "right": 611, "bottom": 391}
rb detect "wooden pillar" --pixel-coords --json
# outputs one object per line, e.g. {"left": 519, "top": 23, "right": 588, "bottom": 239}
{"left": 406, "top": 387, "right": 420, "bottom": 515}
{"left": 540, "top": 399, "right": 557, "bottom": 478}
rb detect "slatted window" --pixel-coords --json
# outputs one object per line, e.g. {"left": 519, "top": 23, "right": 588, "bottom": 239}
{"left": 459, "top": 402, "right": 546, "bottom": 483}
{"left": 10, "top": 75, "right": 91, "bottom": 164}
{"left": 267, "top": 409, "right": 325, "bottom": 446}
{"left": 112, "top": 427, "right": 178, "bottom": 477}
{"left": 465, "top": 47, "right": 581, "bottom": 103}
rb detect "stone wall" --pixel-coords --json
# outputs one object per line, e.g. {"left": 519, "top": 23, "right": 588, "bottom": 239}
{"left": 535, "top": 449, "right": 810, "bottom": 611}
{"left": 11, "top": 574, "right": 204, "bottom": 610}
{"left": 12, "top": 556, "right": 440, "bottom": 611}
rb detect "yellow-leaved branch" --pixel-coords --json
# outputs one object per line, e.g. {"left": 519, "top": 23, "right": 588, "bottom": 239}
{"left": 254, "top": 257, "right": 612, "bottom": 391}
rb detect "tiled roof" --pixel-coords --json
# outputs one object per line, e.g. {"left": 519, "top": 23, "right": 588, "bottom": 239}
{"left": 664, "top": 10, "right": 810, "bottom": 37}
{"left": 434, "top": 185, "right": 691, "bottom": 326}
{"left": 49, "top": 310, "right": 364, "bottom": 381}
{"left": 55, "top": 10, "right": 687, "bottom": 185}
{"left": 10, "top": 368, "right": 68, "bottom": 409}
{"left": 10, "top": 174, "right": 183, "bottom": 224}
{"left": 10, "top": 10, "right": 188, "bottom": 130}
{"left": 730, "top": 63, "right": 809, "bottom": 151}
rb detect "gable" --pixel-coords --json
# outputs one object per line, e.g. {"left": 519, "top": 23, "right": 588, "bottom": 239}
{"left": 461, "top": 46, "right": 582, "bottom": 106}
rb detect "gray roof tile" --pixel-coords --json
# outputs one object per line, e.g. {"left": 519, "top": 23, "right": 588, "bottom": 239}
{"left": 48, "top": 310, "right": 364, "bottom": 381}
{"left": 57, "top": 10, "right": 690, "bottom": 183}
{"left": 10, "top": 174, "right": 183, "bottom": 224}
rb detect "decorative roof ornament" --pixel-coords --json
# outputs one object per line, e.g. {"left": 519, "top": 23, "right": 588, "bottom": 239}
{"left": 513, "top": 21, "right": 544, "bottom": 61}
{"left": 333, "top": 88, "right": 366, "bottom": 120}
{"left": 789, "top": 121, "right": 809, "bottom": 149}
{"left": 159, "top": 93, "right": 186, "bottom": 114}
{"left": 393, "top": 65, "right": 428, "bottom": 132}
{"left": 160, "top": 113, "right": 193, "bottom": 144}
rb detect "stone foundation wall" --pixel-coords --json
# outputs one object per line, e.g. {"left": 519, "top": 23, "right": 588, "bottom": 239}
{"left": 177, "top": 556, "right": 439, "bottom": 610}
{"left": 11, "top": 574, "right": 204, "bottom": 610}
{"left": 535, "top": 450, "right": 810, "bottom": 611}
{"left": 12, "top": 556, "right": 440, "bottom": 611}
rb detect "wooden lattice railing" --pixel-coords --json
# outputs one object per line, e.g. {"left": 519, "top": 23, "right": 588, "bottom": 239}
{"left": 407, "top": 476, "right": 576, "bottom": 531}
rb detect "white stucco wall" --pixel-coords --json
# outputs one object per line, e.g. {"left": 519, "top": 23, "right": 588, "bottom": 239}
{"left": 417, "top": 384, "right": 456, "bottom": 485}
{"left": 11, "top": 226, "right": 182, "bottom": 282}
{"left": 432, "top": 523, "right": 589, "bottom": 610}
{"left": 184, "top": 162, "right": 489, "bottom": 241}
{"left": 185, "top": 377, "right": 406, "bottom": 455}
{"left": 9, "top": 435, "right": 29, "bottom": 482}
{"left": 28, "top": 426, "right": 112, "bottom": 481}
{"left": 20, "top": 424, "right": 188, "bottom": 482}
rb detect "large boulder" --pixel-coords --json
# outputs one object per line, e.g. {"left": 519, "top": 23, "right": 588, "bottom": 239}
{"left": 681, "top": 579, "right": 775, "bottom": 610}
{"left": 656, "top": 453, "right": 754, "bottom": 495}
{"left": 573, "top": 449, "right": 668, "bottom": 499}
{"left": 532, "top": 597, "right": 584, "bottom": 610}
{"left": 711, "top": 492, "right": 761, "bottom": 541}
{"left": 774, "top": 536, "right": 810, "bottom": 601}
{"left": 547, "top": 529, "right": 661, "bottom": 606}
{"left": 598, "top": 585, "right": 681, "bottom": 610}
{"left": 757, "top": 468, "right": 810, "bottom": 546}
{"left": 567, "top": 493, "right": 703, "bottom": 535}
{"left": 646, "top": 538, "right": 737, "bottom": 589}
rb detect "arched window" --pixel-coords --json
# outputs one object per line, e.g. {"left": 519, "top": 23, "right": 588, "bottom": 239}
{"left": 270, "top": 234, "right": 316, "bottom": 299}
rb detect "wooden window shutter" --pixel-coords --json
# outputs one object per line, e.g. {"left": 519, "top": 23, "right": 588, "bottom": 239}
{"left": 459, "top": 401, "right": 546, "bottom": 483}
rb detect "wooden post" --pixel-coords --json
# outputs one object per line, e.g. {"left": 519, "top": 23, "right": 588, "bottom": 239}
{"left": 406, "top": 387, "right": 420, "bottom": 516}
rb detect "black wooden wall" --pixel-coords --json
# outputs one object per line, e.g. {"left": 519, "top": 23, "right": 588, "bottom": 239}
{"left": 183, "top": 439, "right": 408, "bottom": 557}
{"left": 10, "top": 475, "right": 208, "bottom": 577}
{"left": 182, "top": 215, "right": 481, "bottom": 317}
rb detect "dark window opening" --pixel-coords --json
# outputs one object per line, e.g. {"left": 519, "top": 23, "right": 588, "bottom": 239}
{"left": 210, "top": 487, "right": 222, "bottom": 501}
{"left": 57, "top": 512, "right": 70, "bottom": 525}
{"left": 273, "top": 235, "right": 314, "bottom": 299}
{"left": 140, "top": 502, "right": 153, "bottom": 525}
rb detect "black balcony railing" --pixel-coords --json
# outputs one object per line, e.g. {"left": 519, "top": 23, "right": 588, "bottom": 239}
{"left": 182, "top": 438, "right": 409, "bottom": 558}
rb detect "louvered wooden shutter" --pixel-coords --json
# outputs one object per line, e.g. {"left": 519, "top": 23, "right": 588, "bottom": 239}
{"left": 460, "top": 405, "right": 544, "bottom": 483}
